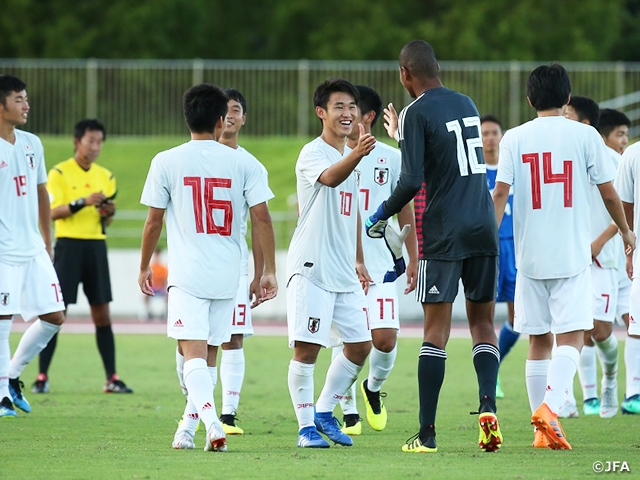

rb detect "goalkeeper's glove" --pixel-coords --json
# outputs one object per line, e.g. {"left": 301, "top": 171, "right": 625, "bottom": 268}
{"left": 382, "top": 224, "right": 411, "bottom": 283}
{"left": 365, "top": 203, "right": 389, "bottom": 238}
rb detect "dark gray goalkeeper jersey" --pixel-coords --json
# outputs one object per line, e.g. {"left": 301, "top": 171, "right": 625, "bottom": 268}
{"left": 382, "top": 87, "right": 498, "bottom": 260}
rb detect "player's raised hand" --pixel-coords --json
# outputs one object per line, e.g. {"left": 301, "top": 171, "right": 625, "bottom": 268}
{"left": 249, "top": 276, "right": 263, "bottom": 308}
{"left": 354, "top": 123, "right": 376, "bottom": 157}
{"left": 138, "top": 266, "right": 154, "bottom": 296}
{"left": 383, "top": 103, "right": 398, "bottom": 140}
{"left": 257, "top": 273, "right": 278, "bottom": 304}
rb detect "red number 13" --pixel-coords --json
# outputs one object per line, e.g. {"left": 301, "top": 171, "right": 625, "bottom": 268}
{"left": 522, "top": 152, "right": 572, "bottom": 210}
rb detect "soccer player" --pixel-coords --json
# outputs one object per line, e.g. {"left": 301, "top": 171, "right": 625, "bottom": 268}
{"left": 366, "top": 40, "right": 502, "bottom": 453}
{"left": 598, "top": 108, "right": 630, "bottom": 155}
{"left": 138, "top": 83, "right": 277, "bottom": 452}
{"left": 0, "top": 73, "right": 65, "bottom": 418}
{"left": 32, "top": 119, "right": 132, "bottom": 395}
{"left": 286, "top": 78, "right": 376, "bottom": 448}
{"left": 482, "top": 114, "right": 517, "bottom": 400}
{"left": 332, "top": 85, "right": 418, "bottom": 436}
{"left": 493, "top": 64, "right": 634, "bottom": 450}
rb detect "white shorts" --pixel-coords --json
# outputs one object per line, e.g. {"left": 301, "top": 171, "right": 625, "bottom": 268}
{"left": 167, "top": 286, "right": 234, "bottom": 346}
{"left": 616, "top": 270, "right": 632, "bottom": 321}
{"left": 514, "top": 267, "right": 593, "bottom": 335}
{"left": 286, "top": 274, "right": 371, "bottom": 348}
{"left": 591, "top": 265, "right": 618, "bottom": 323}
{"left": 231, "top": 274, "right": 253, "bottom": 336}
{"left": 366, "top": 282, "right": 400, "bottom": 330}
{"left": 0, "top": 250, "right": 65, "bottom": 321}
{"left": 628, "top": 278, "right": 640, "bottom": 335}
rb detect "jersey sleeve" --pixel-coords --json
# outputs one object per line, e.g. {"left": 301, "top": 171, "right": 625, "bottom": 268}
{"left": 496, "top": 130, "right": 515, "bottom": 186}
{"left": 243, "top": 156, "right": 274, "bottom": 208}
{"left": 105, "top": 171, "right": 117, "bottom": 199}
{"left": 35, "top": 137, "right": 47, "bottom": 185}
{"left": 587, "top": 132, "right": 617, "bottom": 186}
{"left": 616, "top": 149, "right": 636, "bottom": 204}
{"left": 47, "top": 166, "right": 68, "bottom": 209}
{"left": 296, "top": 145, "right": 333, "bottom": 189}
{"left": 140, "top": 155, "right": 170, "bottom": 209}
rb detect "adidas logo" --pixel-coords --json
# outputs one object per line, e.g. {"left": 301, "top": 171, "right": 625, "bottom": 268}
{"left": 0, "top": 160, "right": 7, "bottom": 169}
{"left": 187, "top": 413, "right": 199, "bottom": 420}
{"left": 174, "top": 319, "right": 184, "bottom": 327}
{"left": 428, "top": 285, "right": 440, "bottom": 295}
{"left": 202, "top": 402, "right": 213, "bottom": 410}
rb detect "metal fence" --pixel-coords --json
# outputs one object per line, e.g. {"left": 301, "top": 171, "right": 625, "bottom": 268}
{"left": 2, "top": 59, "right": 640, "bottom": 137}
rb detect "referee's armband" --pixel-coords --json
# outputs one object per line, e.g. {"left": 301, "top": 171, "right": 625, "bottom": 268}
{"left": 69, "top": 198, "right": 86, "bottom": 214}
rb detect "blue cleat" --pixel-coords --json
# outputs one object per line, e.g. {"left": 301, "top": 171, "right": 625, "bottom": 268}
{"left": 9, "top": 378, "right": 31, "bottom": 413}
{"left": 0, "top": 397, "right": 17, "bottom": 418}
{"left": 314, "top": 412, "right": 353, "bottom": 446}
{"left": 297, "top": 426, "right": 330, "bottom": 448}
{"left": 621, "top": 394, "right": 640, "bottom": 414}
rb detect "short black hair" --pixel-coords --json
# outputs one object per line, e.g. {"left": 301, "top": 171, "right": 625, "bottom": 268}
{"left": 74, "top": 119, "right": 107, "bottom": 142}
{"left": 355, "top": 85, "right": 382, "bottom": 128}
{"left": 313, "top": 78, "right": 359, "bottom": 111}
{"left": 223, "top": 88, "right": 247, "bottom": 115}
{"left": 527, "top": 64, "right": 571, "bottom": 111}
{"left": 399, "top": 40, "right": 440, "bottom": 80}
{"left": 568, "top": 96, "right": 600, "bottom": 127}
{"left": 0, "top": 74, "right": 27, "bottom": 106}
{"left": 480, "top": 114, "right": 502, "bottom": 129}
{"left": 182, "top": 84, "right": 228, "bottom": 133}
{"left": 597, "top": 108, "right": 631, "bottom": 137}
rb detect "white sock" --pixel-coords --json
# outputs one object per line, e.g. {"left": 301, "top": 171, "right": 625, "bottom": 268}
{"left": 595, "top": 333, "right": 619, "bottom": 389}
{"left": 0, "top": 319, "right": 13, "bottom": 400}
{"left": 183, "top": 358, "right": 218, "bottom": 432}
{"left": 368, "top": 345, "right": 397, "bottom": 392}
{"left": 176, "top": 347, "right": 187, "bottom": 396}
{"left": 579, "top": 345, "right": 598, "bottom": 400}
{"left": 316, "top": 351, "right": 362, "bottom": 413}
{"left": 8, "top": 319, "right": 60, "bottom": 378}
{"left": 544, "top": 345, "right": 580, "bottom": 413}
{"left": 624, "top": 336, "right": 640, "bottom": 396}
{"left": 288, "top": 360, "right": 315, "bottom": 430}
{"left": 526, "top": 359, "right": 550, "bottom": 413}
{"left": 220, "top": 349, "right": 245, "bottom": 415}
{"left": 332, "top": 346, "right": 358, "bottom": 416}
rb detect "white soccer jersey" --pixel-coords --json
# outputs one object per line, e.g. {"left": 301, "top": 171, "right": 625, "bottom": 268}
{"left": 140, "top": 140, "right": 273, "bottom": 299}
{"left": 497, "top": 116, "right": 616, "bottom": 279}
{"left": 287, "top": 137, "right": 361, "bottom": 292}
{"left": 356, "top": 142, "right": 401, "bottom": 283}
{"left": 0, "top": 130, "right": 47, "bottom": 263}
{"left": 616, "top": 141, "right": 640, "bottom": 276}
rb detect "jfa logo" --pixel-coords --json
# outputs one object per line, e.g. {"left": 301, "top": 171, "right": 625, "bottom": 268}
{"left": 592, "top": 461, "right": 630, "bottom": 473}
{"left": 0, "top": 293, "right": 9, "bottom": 306}
{"left": 374, "top": 167, "right": 388, "bottom": 185}
{"left": 26, "top": 153, "right": 35, "bottom": 169}
{"left": 308, "top": 317, "right": 320, "bottom": 334}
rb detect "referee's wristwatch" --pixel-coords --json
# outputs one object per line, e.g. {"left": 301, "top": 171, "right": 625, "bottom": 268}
{"left": 69, "top": 197, "right": 86, "bottom": 214}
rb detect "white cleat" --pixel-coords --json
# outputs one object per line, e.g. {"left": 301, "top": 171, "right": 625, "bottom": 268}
{"left": 557, "top": 400, "right": 579, "bottom": 419}
{"left": 172, "top": 427, "right": 196, "bottom": 449}
{"left": 600, "top": 383, "right": 619, "bottom": 419}
{"left": 204, "top": 423, "right": 227, "bottom": 452}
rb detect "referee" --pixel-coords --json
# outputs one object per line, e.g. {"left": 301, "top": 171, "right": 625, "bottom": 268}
{"left": 32, "top": 119, "right": 132, "bottom": 394}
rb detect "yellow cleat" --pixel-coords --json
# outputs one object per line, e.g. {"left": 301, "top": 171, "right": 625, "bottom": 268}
{"left": 340, "top": 414, "right": 362, "bottom": 436}
{"left": 402, "top": 433, "right": 437, "bottom": 453}
{"left": 360, "top": 380, "right": 387, "bottom": 431}
{"left": 478, "top": 412, "right": 503, "bottom": 452}
{"left": 220, "top": 414, "right": 244, "bottom": 435}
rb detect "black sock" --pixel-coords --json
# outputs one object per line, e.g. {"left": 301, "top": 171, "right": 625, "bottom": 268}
{"left": 96, "top": 325, "right": 116, "bottom": 379}
{"left": 472, "top": 343, "right": 500, "bottom": 413}
{"left": 38, "top": 332, "right": 58, "bottom": 375}
{"left": 418, "top": 342, "right": 446, "bottom": 439}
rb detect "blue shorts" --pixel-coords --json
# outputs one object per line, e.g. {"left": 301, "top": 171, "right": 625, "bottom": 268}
{"left": 497, "top": 237, "right": 516, "bottom": 303}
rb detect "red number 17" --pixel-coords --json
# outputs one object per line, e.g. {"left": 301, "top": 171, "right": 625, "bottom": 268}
{"left": 522, "top": 152, "right": 572, "bottom": 210}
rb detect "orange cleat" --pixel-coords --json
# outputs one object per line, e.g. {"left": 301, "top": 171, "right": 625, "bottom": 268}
{"left": 531, "top": 403, "right": 572, "bottom": 450}
{"left": 532, "top": 428, "right": 550, "bottom": 448}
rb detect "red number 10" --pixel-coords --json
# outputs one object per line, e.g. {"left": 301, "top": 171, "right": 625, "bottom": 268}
{"left": 522, "top": 152, "right": 572, "bottom": 210}
{"left": 184, "top": 176, "right": 233, "bottom": 235}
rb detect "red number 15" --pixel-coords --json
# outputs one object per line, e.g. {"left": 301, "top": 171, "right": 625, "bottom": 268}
{"left": 522, "top": 152, "right": 572, "bottom": 210}
{"left": 184, "top": 176, "right": 233, "bottom": 235}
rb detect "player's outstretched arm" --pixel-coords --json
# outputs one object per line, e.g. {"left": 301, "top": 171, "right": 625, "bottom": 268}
{"left": 251, "top": 202, "right": 278, "bottom": 303}
{"left": 249, "top": 208, "right": 265, "bottom": 308}
{"left": 598, "top": 181, "right": 636, "bottom": 252}
{"left": 37, "top": 183, "right": 53, "bottom": 259}
{"left": 383, "top": 103, "right": 399, "bottom": 141}
{"left": 492, "top": 181, "right": 510, "bottom": 228}
{"left": 318, "top": 124, "right": 376, "bottom": 187}
{"left": 139, "top": 207, "right": 165, "bottom": 296}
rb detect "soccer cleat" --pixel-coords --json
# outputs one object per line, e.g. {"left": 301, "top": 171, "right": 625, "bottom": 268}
{"left": 531, "top": 403, "right": 572, "bottom": 450}
{"left": 532, "top": 428, "right": 550, "bottom": 448}
{"left": 341, "top": 414, "right": 362, "bottom": 436}
{"left": 314, "top": 411, "right": 353, "bottom": 446}
{"left": 402, "top": 433, "right": 437, "bottom": 453}
{"left": 621, "top": 394, "right": 640, "bottom": 414}
{"left": 583, "top": 397, "right": 600, "bottom": 416}
{"left": 557, "top": 400, "right": 579, "bottom": 418}
{"left": 104, "top": 374, "right": 133, "bottom": 394}
{"left": 478, "top": 412, "right": 503, "bottom": 452}
{"left": 204, "top": 423, "right": 228, "bottom": 452}
{"left": 9, "top": 378, "right": 31, "bottom": 413}
{"left": 220, "top": 414, "right": 244, "bottom": 435}
{"left": 31, "top": 373, "right": 50, "bottom": 394}
{"left": 0, "top": 397, "right": 17, "bottom": 418}
{"left": 172, "top": 426, "right": 196, "bottom": 449}
{"left": 360, "top": 380, "right": 387, "bottom": 431}
{"left": 495, "top": 376, "right": 504, "bottom": 399}
{"left": 600, "top": 383, "right": 618, "bottom": 418}
{"left": 297, "top": 426, "right": 330, "bottom": 448}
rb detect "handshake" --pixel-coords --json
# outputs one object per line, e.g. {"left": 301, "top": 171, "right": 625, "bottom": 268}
{"left": 365, "top": 203, "right": 411, "bottom": 283}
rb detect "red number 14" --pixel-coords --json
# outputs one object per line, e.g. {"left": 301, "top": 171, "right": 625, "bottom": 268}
{"left": 522, "top": 152, "right": 572, "bottom": 210}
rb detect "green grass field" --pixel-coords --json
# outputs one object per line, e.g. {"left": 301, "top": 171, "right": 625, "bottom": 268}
{"left": 4, "top": 333, "right": 639, "bottom": 479}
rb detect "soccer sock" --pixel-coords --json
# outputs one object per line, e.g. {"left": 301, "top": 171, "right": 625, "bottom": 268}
{"left": 498, "top": 321, "right": 520, "bottom": 360}
{"left": 183, "top": 358, "right": 218, "bottom": 432}
{"left": 8, "top": 319, "right": 60, "bottom": 378}
{"left": 624, "top": 336, "right": 640, "bottom": 397}
{"left": 418, "top": 342, "right": 446, "bottom": 439}
{"left": 594, "top": 333, "right": 618, "bottom": 389}
{"left": 176, "top": 347, "right": 187, "bottom": 396}
{"left": 316, "top": 351, "right": 362, "bottom": 413}
{"left": 332, "top": 346, "right": 358, "bottom": 416}
{"left": 472, "top": 343, "right": 500, "bottom": 412}
{"left": 95, "top": 325, "right": 116, "bottom": 380}
{"left": 220, "top": 348, "right": 245, "bottom": 416}
{"left": 543, "top": 345, "right": 580, "bottom": 414}
{"left": 525, "top": 359, "right": 550, "bottom": 413}
{"left": 0, "top": 319, "right": 12, "bottom": 400}
{"left": 579, "top": 345, "right": 598, "bottom": 400}
{"left": 38, "top": 332, "right": 58, "bottom": 376}
{"left": 288, "top": 360, "right": 315, "bottom": 429}
{"left": 368, "top": 345, "right": 397, "bottom": 393}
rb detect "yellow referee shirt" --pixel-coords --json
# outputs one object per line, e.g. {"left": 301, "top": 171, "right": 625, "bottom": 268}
{"left": 48, "top": 158, "right": 116, "bottom": 240}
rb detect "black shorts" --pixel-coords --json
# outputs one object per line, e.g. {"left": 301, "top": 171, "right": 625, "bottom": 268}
{"left": 54, "top": 238, "right": 112, "bottom": 306}
{"left": 416, "top": 256, "right": 497, "bottom": 304}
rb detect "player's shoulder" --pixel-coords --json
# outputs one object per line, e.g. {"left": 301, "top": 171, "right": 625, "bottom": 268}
{"left": 237, "top": 145, "right": 266, "bottom": 169}
{"left": 92, "top": 161, "right": 114, "bottom": 178}
{"left": 15, "top": 129, "right": 43, "bottom": 149}
{"left": 622, "top": 141, "right": 640, "bottom": 161}
{"left": 369, "top": 141, "right": 401, "bottom": 166}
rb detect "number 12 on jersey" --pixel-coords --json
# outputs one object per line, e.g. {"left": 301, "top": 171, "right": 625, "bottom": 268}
{"left": 522, "top": 152, "right": 572, "bottom": 209}
{"left": 184, "top": 176, "right": 233, "bottom": 235}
